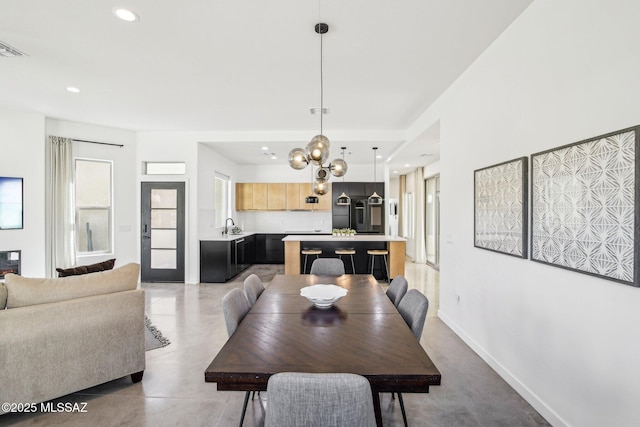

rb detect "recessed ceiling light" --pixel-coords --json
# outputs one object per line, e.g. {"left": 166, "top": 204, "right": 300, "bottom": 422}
{"left": 404, "top": 164, "right": 410, "bottom": 167}
{"left": 271, "top": 155, "right": 277, "bottom": 160}
{"left": 66, "top": 86, "right": 81, "bottom": 93}
{"left": 261, "top": 146, "right": 269, "bottom": 150}
{"left": 113, "top": 8, "right": 139, "bottom": 22}
{"left": 393, "top": 170, "right": 398, "bottom": 174}
{"left": 376, "top": 155, "right": 382, "bottom": 159}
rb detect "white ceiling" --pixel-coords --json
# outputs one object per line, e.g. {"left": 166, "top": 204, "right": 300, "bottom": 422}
{"left": 0, "top": 0, "right": 533, "bottom": 174}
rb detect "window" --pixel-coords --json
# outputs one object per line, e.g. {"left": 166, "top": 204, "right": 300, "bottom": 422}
{"left": 75, "top": 159, "right": 112, "bottom": 254}
{"left": 402, "top": 192, "right": 414, "bottom": 238}
{"left": 214, "top": 173, "right": 230, "bottom": 228}
{"left": 144, "top": 162, "right": 186, "bottom": 175}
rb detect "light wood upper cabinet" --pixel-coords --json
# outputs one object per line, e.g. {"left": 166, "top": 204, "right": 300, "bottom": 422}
{"left": 235, "top": 183, "right": 253, "bottom": 210}
{"left": 268, "top": 183, "right": 286, "bottom": 210}
{"left": 236, "top": 182, "right": 332, "bottom": 211}
{"left": 286, "top": 183, "right": 301, "bottom": 210}
{"left": 317, "top": 185, "right": 332, "bottom": 211}
{"left": 252, "top": 183, "right": 268, "bottom": 210}
{"left": 300, "top": 183, "right": 314, "bottom": 210}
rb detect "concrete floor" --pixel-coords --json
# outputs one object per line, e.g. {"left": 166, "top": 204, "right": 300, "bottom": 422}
{"left": 1, "top": 263, "right": 550, "bottom": 426}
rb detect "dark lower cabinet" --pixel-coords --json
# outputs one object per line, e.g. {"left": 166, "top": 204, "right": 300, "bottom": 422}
{"left": 254, "top": 234, "right": 286, "bottom": 264}
{"left": 200, "top": 235, "right": 255, "bottom": 283}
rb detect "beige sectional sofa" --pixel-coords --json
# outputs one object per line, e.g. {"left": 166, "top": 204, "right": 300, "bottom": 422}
{"left": 0, "top": 263, "right": 145, "bottom": 414}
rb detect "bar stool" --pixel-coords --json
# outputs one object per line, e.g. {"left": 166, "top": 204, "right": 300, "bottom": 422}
{"left": 335, "top": 248, "right": 356, "bottom": 274}
{"left": 301, "top": 248, "right": 322, "bottom": 274}
{"left": 367, "top": 249, "right": 389, "bottom": 282}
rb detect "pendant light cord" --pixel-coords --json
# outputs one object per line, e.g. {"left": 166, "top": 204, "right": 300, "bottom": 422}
{"left": 320, "top": 30, "right": 324, "bottom": 135}
{"left": 373, "top": 147, "right": 377, "bottom": 182}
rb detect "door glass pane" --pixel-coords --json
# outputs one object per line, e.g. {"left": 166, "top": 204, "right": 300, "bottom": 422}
{"left": 151, "top": 189, "right": 177, "bottom": 209}
{"left": 151, "top": 210, "right": 177, "bottom": 228}
{"left": 151, "top": 249, "right": 177, "bottom": 269}
{"left": 151, "top": 229, "right": 177, "bottom": 248}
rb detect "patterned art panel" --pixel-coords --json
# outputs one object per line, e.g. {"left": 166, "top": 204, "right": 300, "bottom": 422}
{"left": 531, "top": 127, "right": 638, "bottom": 286}
{"left": 474, "top": 157, "right": 528, "bottom": 258}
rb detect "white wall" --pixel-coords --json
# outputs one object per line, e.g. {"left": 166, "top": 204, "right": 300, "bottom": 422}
{"left": 0, "top": 108, "right": 46, "bottom": 277}
{"left": 197, "top": 143, "right": 239, "bottom": 238}
{"left": 423, "top": 160, "right": 440, "bottom": 179}
{"left": 409, "top": 1, "right": 640, "bottom": 426}
{"left": 46, "top": 119, "right": 138, "bottom": 269}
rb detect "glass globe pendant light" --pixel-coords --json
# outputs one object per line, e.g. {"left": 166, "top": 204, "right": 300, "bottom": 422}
{"left": 288, "top": 147, "right": 308, "bottom": 170}
{"left": 288, "top": 22, "right": 348, "bottom": 196}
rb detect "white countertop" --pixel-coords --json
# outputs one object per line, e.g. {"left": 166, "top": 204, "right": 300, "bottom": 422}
{"left": 200, "top": 232, "right": 256, "bottom": 241}
{"left": 282, "top": 234, "right": 406, "bottom": 242}
{"left": 200, "top": 230, "right": 332, "bottom": 241}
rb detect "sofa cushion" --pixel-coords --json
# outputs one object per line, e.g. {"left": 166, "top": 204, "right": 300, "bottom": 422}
{"left": 4, "top": 263, "right": 139, "bottom": 309}
{"left": 56, "top": 258, "right": 116, "bottom": 277}
{"left": 0, "top": 282, "right": 6, "bottom": 309}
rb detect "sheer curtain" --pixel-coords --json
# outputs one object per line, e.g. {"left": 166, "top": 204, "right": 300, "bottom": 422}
{"left": 413, "top": 168, "right": 427, "bottom": 263}
{"left": 49, "top": 136, "right": 76, "bottom": 275}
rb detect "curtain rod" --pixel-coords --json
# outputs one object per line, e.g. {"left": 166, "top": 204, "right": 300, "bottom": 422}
{"left": 72, "top": 139, "right": 124, "bottom": 148}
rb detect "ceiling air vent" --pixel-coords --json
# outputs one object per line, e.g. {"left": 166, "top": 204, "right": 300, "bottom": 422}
{"left": 0, "top": 41, "right": 27, "bottom": 57}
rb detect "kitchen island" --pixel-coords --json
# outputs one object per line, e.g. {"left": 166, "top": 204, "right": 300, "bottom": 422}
{"left": 283, "top": 234, "right": 406, "bottom": 278}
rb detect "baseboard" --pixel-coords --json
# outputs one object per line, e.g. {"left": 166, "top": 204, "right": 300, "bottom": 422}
{"left": 437, "top": 309, "right": 567, "bottom": 427}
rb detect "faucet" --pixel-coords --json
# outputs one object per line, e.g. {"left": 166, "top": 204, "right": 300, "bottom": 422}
{"left": 224, "top": 217, "right": 235, "bottom": 235}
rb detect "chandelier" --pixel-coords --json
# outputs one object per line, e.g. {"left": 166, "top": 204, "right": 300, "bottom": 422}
{"left": 288, "top": 23, "right": 347, "bottom": 199}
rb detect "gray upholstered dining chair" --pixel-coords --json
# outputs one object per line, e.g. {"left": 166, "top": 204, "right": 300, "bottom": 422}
{"left": 309, "top": 258, "right": 345, "bottom": 276}
{"left": 243, "top": 274, "right": 265, "bottom": 306}
{"left": 264, "top": 372, "right": 377, "bottom": 427}
{"left": 397, "top": 289, "right": 429, "bottom": 340}
{"left": 221, "top": 288, "right": 252, "bottom": 427}
{"left": 386, "top": 275, "right": 408, "bottom": 307}
{"left": 394, "top": 289, "right": 430, "bottom": 426}
{"left": 222, "top": 288, "right": 251, "bottom": 337}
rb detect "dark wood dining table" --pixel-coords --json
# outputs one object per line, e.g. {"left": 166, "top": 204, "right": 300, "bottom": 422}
{"left": 205, "top": 274, "right": 441, "bottom": 426}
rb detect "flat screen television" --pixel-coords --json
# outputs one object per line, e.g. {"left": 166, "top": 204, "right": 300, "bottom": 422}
{"left": 0, "top": 176, "right": 23, "bottom": 230}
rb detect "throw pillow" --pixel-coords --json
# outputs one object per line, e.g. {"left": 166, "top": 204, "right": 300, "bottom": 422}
{"left": 4, "top": 262, "right": 139, "bottom": 309}
{"left": 56, "top": 258, "right": 116, "bottom": 277}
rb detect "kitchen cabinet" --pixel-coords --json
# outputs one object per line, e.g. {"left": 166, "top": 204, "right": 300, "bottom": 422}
{"left": 317, "top": 185, "right": 332, "bottom": 210}
{"left": 255, "top": 234, "right": 286, "bottom": 264}
{"left": 252, "top": 183, "right": 268, "bottom": 210}
{"left": 235, "top": 183, "right": 253, "bottom": 210}
{"left": 300, "top": 183, "right": 332, "bottom": 210}
{"left": 285, "top": 183, "right": 301, "bottom": 210}
{"left": 331, "top": 182, "right": 385, "bottom": 234}
{"left": 236, "top": 182, "right": 332, "bottom": 211}
{"left": 200, "top": 235, "right": 255, "bottom": 283}
{"left": 300, "top": 183, "right": 314, "bottom": 210}
{"left": 268, "top": 183, "right": 286, "bottom": 210}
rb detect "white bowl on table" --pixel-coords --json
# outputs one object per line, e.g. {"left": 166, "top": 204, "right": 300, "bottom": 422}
{"left": 300, "top": 284, "right": 348, "bottom": 309}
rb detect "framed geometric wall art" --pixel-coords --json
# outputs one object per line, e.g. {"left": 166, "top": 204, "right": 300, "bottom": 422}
{"left": 474, "top": 157, "right": 528, "bottom": 258}
{"left": 530, "top": 125, "right": 640, "bottom": 287}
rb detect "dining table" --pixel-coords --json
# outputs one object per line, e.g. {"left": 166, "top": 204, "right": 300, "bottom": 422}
{"left": 204, "top": 274, "right": 441, "bottom": 426}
